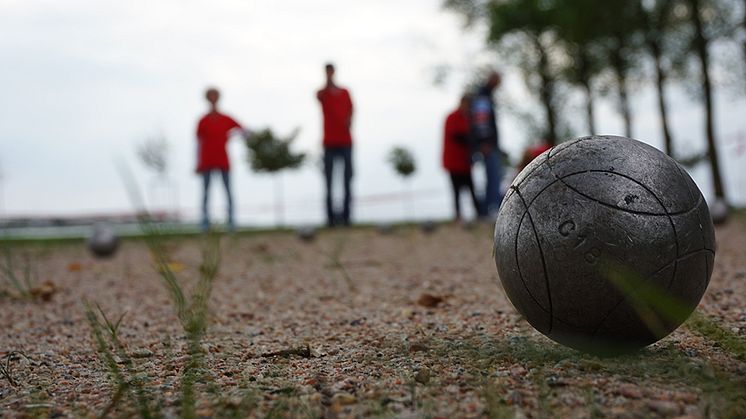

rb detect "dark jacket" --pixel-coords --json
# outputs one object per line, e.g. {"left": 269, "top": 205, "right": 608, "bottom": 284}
{"left": 469, "top": 85, "right": 499, "bottom": 149}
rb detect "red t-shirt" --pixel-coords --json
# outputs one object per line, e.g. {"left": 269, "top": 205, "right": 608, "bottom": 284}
{"left": 196, "top": 112, "right": 241, "bottom": 172}
{"left": 442, "top": 109, "right": 471, "bottom": 174}
{"left": 317, "top": 86, "right": 353, "bottom": 147}
{"left": 519, "top": 143, "right": 552, "bottom": 170}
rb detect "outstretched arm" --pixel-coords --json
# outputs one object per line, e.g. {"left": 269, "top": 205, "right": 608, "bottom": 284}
{"left": 225, "top": 116, "right": 254, "bottom": 140}
{"left": 227, "top": 125, "right": 254, "bottom": 142}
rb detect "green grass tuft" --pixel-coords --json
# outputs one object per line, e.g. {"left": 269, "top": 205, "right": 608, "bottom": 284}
{"left": 686, "top": 312, "right": 746, "bottom": 362}
{"left": 84, "top": 301, "right": 156, "bottom": 418}
{"left": 324, "top": 231, "right": 356, "bottom": 293}
{"left": 1, "top": 244, "right": 37, "bottom": 300}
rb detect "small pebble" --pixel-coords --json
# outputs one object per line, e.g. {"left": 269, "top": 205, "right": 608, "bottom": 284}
{"left": 132, "top": 349, "right": 154, "bottom": 358}
{"left": 648, "top": 400, "right": 680, "bottom": 416}
{"left": 415, "top": 368, "right": 431, "bottom": 385}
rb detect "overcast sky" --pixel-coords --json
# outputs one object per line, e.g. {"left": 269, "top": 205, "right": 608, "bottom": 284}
{"left": 1, "top": 0, "right": 744, "bottom": 226}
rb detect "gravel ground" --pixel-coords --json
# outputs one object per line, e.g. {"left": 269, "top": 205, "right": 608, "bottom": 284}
{"left": 1, "top": 218, "right": 745, "bottom": 418}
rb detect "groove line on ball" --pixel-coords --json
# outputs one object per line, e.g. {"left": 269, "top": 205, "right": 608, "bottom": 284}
{"left": 552, "top": 174, "right": 681, "bottom": 261}
{"left": 547, "top": 152, "right": 686, "bottom": 334}
{"left": 513, "top": 194, "right": 552, "bottom": 316}
{"left": 515, "top": 189, "right": 554, "bottom": 333}
{"left": 674, "top": 162, "right": 713, "bottom": 291}
{"left": 517, "top": 169, "right": 703, "bottom": 218}
{"left": 590, "top": 297, "right": 626, "bottom": 339}
{"left": 545, "top": 156, "right": 681, "bottom": 262}
{"left": 513, "top": 209, "right": 552, "bottom": 316}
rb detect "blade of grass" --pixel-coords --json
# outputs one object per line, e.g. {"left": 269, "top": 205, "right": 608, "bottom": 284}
{"left": 325, "top": 232, "right": 356, "bottom": 293}
{"left": 602, "top": 261, "right": 696, "bottom": 339}
{"left": 118, "top": 161, "right": 189, "bottom": 322}
{"left": 22, "top": 253, "right": 35, "bottom": 293}
{"left": 1, "top": 245, "right": 33, "bottom": 299}
{"left": 181, "top": 232, "right": 221, "bottom": 419}
{"left": 115, "top": 162, "right": 228, "bottom": 418}
{"left": 602, "top": 261, "right": 746, "bottom": 415}
{"left": 602, "top": 261, "right": 746, "bottom": 360}
{"left": 95, "top": 303, "right": 126, "bottom": 341}
{"left": 84, "top": 301, "right": 154, "bottom": 418}
{"left": 84, "top": 302, "right": 129, "bottom": 413}
{"left": 0, "top": 351, "right": 30, "bottom": 387}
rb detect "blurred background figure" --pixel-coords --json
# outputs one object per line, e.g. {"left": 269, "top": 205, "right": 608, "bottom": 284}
{"left": 196, "top": 87, "right": 249, "bottom": 232}
{"left": 470, "top": 70, "right": 504, "bottom": 218}
{"left": 317, "top": 62, "right": 354, "bottom": 227}
{"left": 3, "top": 1, "right": 744, "bottom": 233}
{"left": 443, "top": 94, "right": 481, "bottom": 222}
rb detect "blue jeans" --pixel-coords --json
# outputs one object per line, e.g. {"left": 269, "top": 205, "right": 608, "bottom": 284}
{"left": 482, "top": 148, "right": 503, "bottom": 217}
{"left": 201, "top": 170, "right": 233, "bottom": 231}
{"left": 324, "top": 146, "right": 353, "bottom": 226}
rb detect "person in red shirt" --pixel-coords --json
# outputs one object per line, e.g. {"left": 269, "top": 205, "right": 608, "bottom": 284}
{"left": 196, "top": 87, "right": 248, "bottom": 232}
{"left": 443, "top": 94, "right": 481, "bottom": 222}
{"left": 518, "top": 140, "right": 552, "bottom": 171}
{"left": 317, "top": 63, "right": 354, "bottom": 226}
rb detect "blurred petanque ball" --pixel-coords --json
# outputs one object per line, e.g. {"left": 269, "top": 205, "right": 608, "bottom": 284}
{"left": 377, "top": 222, "right": 394, "bottom": 234}
{"left": 88, "top": 223, "right": 120, "bottom": 258}
{"left": 420, "top": 220, "right": 436, "bottom": 234}
{"left": 462, "top": 219, "right": 477, "bottom": 230}
{"left": 493, "top": 135, "right": 715, "bottom": 355}
{"left": 710, "top": 198, "right": 728, "bottom": 225}
{"left": 296, "top": 226, "right": 317, "bottom": 242}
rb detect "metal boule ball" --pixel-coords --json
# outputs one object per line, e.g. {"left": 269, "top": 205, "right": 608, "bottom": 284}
{"left": 377, "top": 223, "right": 394, "bottom": 235}
{"left": 461, "top": 220, "right": 477, "bottom": 230}
{"left": 296, "top": 226, "right": 317, "bottom": 242}
{"left": 88, "top": 223, "right": 120, "bottom": 258}
{"left": 493, "top": 136, "right": 715, "bottom": 355}
{"left": 420, "top": 220, "right": 436, "bottom": 234}
{"left": 710, "top": 198, "right": 729, "bottom": 225}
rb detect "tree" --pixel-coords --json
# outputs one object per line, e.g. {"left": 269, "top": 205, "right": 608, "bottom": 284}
{"left": 137, "top": 135, "right": 168, "bottom": 177}
{"left": 491, "top": 0, "right": 565, "bottom": 145}
{"left": 595, "top": 1, "right": 647, "bottom": 138}
{"left": 245, "top": 128, "right": 306, "bottom": 226}
{"left": 445, "top": 0, "right": 566, "bottom": 145}
{"left": 388, "top": 146, "right": 416, "bottom": 178}
{"left": 639, "top": 0, "right": 681, "bottom": 156}
{"left": 137, "top": 134, "right": 177, "bottom": 219}
{"left": 554, "top": 0, "right": 606, "bottom": 135}
{"left": 387, "top": 146, "right": 417, "bottom": 220}
{"left": 683, "top": 0, "right": 728, "bottom": 205}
